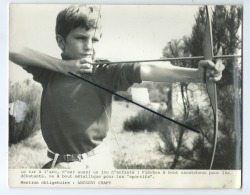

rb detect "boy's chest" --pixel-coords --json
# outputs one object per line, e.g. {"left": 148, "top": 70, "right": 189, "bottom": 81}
{"left": 43, "top": 73, "right": 112, "bottom": 111}
{"left": 50, "top": 74, "right": 95, "bottom": 99}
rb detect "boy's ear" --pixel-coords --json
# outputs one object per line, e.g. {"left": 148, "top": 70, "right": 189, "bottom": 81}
{"left": 56, "top": 35, "right": 65, "bottom": 51}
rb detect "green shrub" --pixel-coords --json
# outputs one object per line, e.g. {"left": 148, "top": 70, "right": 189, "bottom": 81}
{"left": 9, "top": 79, "right": 42, "bottom": 145}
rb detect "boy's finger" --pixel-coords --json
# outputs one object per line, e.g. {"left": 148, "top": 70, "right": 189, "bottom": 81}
{"left": 80, "top": 69, "right": 93, "bottom": 74}
{"left": 199, "top": 60, "right": 215, "bottom": 69}
{"left": 208, "top": 74, "right": 222, "bottom": 82}
{"left": 204, "top": 60, "right": 225, "bottom": 76}
{"left": 214, "top": 59, "right": 225, "bottom": 72}
{"left": 79, "top": 64, "right": 93, "bottom": 69}
{"left": 78, "top": 65, "right": 93, "bottom": 73}
{"left": 206, "top": 69, "right": 223, "bottom": 77}
{"left": 79, "top": 58, "right": 93, "bottom": 64}
{"left": 211, "top": 72, "right": 222, "bottom": 77}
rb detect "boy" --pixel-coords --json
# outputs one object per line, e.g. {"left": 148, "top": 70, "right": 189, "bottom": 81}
{"left": 9, "top": 5, "right": 224, "bottom": 169}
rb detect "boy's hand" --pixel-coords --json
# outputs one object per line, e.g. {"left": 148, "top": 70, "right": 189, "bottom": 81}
{"left": 76, "top": 58, "right": 93, "bottom": 75}
{"left": 198, "top": 60, "right": 225, "bottom": 82}
{"left": 67, "top": 58, "right": 93, "bottom": 76}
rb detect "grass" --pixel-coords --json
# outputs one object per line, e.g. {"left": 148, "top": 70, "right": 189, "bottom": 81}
{"left": 8, "top": 131, "right": 48, "bottom": 168}
{"left": 107, "top": 101, "right": 172, "bottom": 169}
{"left": 9, "top": 100, "right": 172, "bottom": 169}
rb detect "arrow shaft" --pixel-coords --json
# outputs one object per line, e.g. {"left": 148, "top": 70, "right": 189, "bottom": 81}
{"left": 93, "top": 55, "right": 241, "bottom": 65}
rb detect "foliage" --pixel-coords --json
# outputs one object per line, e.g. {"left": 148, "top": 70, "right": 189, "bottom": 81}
{"left": 156, "top": 106, "right": 241, "bottom": 169}
{"left": 159, "top": 5, "right": 242, "bottom": 169}
{"left": 9, "top": 79, "right": 42, "bottom": 145}
{"left": 123, "top": 108, "right": 165, "bottom": 132}
{"left": 156, "top": 109, "right": 199, "bottom": 169}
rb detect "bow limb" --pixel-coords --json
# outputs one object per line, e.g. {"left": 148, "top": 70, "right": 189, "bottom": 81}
{"left": 204, "top": 6, "right": 218, "bottom": 170}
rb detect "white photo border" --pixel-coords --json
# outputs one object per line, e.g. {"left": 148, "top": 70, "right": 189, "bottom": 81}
{"left": 1, "top": 0, "right": 249, "bottom": 194}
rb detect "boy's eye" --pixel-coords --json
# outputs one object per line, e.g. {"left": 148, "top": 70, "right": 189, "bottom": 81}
{"left": 75, "top": 36, "right": 98, "bottom": 43}
{"left": 77, "top": 37, "right": 87, "bottom": 40}
{"left": 92, "top": 38, "right": 99, "bottom": 43}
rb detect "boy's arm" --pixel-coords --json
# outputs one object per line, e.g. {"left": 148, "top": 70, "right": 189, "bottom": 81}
{"left": 140, "top": 60, "right": 225, "bottom": 83}
{"left": 9, "top": 48, "right": 93, "bottom": 76}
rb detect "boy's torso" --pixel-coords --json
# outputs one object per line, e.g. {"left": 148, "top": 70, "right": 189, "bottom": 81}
{"left": 41, "top": 71, "right": 112, "bottom": 155}
{"left": 25, "top": 62, "right": 141, "bottom": 155}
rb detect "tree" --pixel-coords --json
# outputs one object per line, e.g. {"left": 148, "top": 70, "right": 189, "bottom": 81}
{"left": 162, "top": 40, "right": 193, "bottom": 169}
{"left": 159, "top": 6, "right": 242, "bottom": 169}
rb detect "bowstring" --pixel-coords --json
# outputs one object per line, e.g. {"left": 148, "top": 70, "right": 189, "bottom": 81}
{"left": 91, "top": 5, "right": 128, "bottom": 169}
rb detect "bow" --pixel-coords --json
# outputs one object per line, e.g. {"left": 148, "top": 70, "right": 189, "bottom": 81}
{"left": 69, "top": 5, "right": 241, "bottom": 169}
{"left": 203, "top": 5, "right": 218, "bottom": 170}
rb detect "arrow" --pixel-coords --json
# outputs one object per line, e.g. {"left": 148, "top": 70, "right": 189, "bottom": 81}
{"left": 91, "top": 55, "right": 241, "bottom": 65}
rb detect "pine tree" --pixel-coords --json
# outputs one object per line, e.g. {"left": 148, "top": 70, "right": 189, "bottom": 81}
{"left": 159, "top": 5, "right": 242, "bottom": 169}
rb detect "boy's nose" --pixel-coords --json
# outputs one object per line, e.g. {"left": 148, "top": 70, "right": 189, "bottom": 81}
{"left": 84, "top": 40, "right": 93, "bottom": 50}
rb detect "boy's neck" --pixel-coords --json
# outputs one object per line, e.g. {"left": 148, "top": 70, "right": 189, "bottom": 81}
{"left": 61, "top": 53, "right": 72, "bottom": 60}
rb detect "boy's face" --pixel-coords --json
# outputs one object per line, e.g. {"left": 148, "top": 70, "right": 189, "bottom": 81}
{"left": 59, "top": 27, "right": 101, "bottom": 60}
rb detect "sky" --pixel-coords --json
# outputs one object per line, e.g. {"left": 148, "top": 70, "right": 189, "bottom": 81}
{"left": 9, "top": 4, "right": 199, "bottom": 82}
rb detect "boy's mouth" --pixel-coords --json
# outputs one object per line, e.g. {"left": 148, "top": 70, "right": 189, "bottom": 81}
{"left": 80, "top": 54, "right": 92, "bottom": 58}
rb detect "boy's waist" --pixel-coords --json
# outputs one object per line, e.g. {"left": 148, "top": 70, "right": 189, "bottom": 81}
{"left": 47, "top": 141, "right": 107, "bottom": 163}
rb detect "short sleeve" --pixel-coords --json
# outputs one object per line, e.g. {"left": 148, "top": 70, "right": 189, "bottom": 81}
{"left": 23, "top": 66, "right": 52, "bottom": 87}
{"left": 93, "top": 62, "right": 142, "bottom": 92}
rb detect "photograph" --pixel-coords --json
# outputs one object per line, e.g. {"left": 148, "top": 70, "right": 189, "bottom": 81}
{"left": 8, "top": 4, "right": 242, "bottom": 188}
